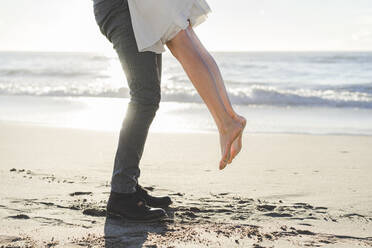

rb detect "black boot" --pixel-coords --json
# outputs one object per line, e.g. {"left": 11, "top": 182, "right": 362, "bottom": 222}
{"left": 136, "top": 184, "right": 172, "bottom": 208}
{"left": 106, "top": 191, "right": 167, "bottom": 222}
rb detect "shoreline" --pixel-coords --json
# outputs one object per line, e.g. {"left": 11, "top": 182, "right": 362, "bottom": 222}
{"left": 2, "top": 119, "right": 372, "bottom": 137}
{"left": 2, "top": 94, "right": 372, "bottom": 136}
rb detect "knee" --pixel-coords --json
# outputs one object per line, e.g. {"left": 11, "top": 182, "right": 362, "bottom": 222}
{"left": 130, "top": 89, "right": 161, "bottom": 112}
{"left": 166, "top": 28, "right": 192, "bottom": 59}
{"left": 127, "top": 74, "right": 161, "bottom": 111}
{"left": 166, "top": 40, "right": 179, "bottom": 59}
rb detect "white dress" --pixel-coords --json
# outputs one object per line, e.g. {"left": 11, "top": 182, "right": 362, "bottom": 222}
{"left": 127, "top": 0, "right": 212, "bottom": 54}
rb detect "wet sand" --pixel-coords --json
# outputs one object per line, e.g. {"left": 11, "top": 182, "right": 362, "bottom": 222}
{"left": 0, "top": 122, "right": 371, "bottom": 247}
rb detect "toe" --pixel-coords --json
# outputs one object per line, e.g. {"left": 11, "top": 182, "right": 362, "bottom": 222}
{"left": 220, "top": 153, "right": 230, "bottom": 170}
{"left": 222, "top": 144, "right": 231, "bottom": 163}
{"left": 228, "top": 149, "right": 235, "bottom": 164}
{"left": 219, "top": 160, "right": 227, "bottom": 170}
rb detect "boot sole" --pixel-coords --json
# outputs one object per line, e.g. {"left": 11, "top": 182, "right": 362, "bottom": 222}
{"left": 106, "top": 211, "right": 167, "bottom": 223}
{"left": 148, "top": 203, "right": 172, "bottom": 209}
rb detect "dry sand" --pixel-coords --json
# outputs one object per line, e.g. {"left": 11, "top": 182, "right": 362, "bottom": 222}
{"left": 0, "top": 121, "right": 371, "bottom": 247}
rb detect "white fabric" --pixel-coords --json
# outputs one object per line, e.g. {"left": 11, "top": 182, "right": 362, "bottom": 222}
{"left": 127, "top": 0, "right": 212, "bottom": 54}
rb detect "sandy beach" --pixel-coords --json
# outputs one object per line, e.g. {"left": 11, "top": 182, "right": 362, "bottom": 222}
{"left": 2, "top": 0, "right": 372, "bottom": 246}
{"left": 0, "top": 121, "right": 371, "bottom": 247}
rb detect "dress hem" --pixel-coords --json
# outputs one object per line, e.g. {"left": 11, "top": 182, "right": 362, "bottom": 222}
{"left": 137, "top": 0, "right": 211, "bottom": 54}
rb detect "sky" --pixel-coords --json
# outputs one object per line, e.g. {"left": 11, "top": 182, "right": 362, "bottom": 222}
{"left": 0, "top": 0, "right": 372, "bottom": 52}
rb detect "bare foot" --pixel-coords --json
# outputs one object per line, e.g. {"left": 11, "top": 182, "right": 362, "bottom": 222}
{"left": 227, "top": 115, "right": 246, "bottom": 164}
{"left": 219, "top": 119, "right": 244, "bottom": 170}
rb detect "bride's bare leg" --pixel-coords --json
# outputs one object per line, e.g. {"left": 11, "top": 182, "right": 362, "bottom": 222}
{"left": 188, "top": 27, "right": 246, "bottom": 164}
{"left": 166, "top": 24, "right": 243, "bottom": 169}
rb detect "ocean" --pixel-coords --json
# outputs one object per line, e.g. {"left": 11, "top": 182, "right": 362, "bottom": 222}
{"left": 1, "top": 51, "right": 372, "bottom": 135}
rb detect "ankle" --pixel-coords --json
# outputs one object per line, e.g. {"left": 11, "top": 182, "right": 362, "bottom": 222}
{"left": 109, "top": 191, "right": 134, "bottom": 204}
{"left": 218, "top": 116, "right": 240, "bottom": 134}
{"left": 228, "top": 110, "right": 239, "bottom": 120}
{"left": 107, "top": 190, "right": 146, "bottom": 209}
{"left": 111, "top": 190, "right": 135, "bottom": 197}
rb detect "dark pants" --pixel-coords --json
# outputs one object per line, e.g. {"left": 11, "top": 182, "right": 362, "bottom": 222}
{"left": 93, "top": 0, "right": 162, "bottom": 193}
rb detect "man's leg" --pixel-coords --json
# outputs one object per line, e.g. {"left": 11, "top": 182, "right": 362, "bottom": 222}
{"left": 94, "top": 0, "right": 162, "bottom": 194}
{"left": 111, "top": 21, "right": 162, "bottom": 194}
{"left": 111, "top": 56, "right": 161, "bottom": 194}
{"left": 93, "top": 0, "right": 168, "bottom": 221}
